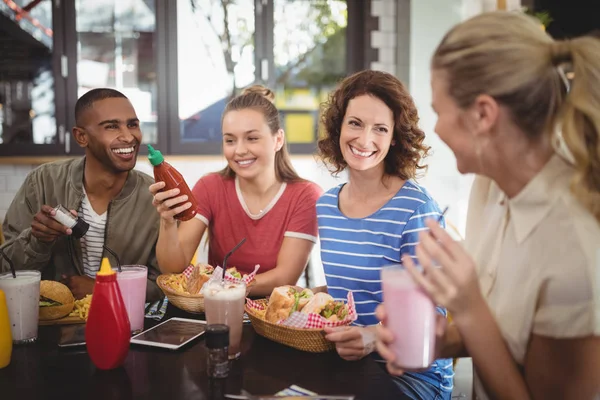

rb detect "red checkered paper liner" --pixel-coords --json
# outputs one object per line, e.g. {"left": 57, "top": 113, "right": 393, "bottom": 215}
{"left": 182, "top": 264, "right": 259, "bottom": 285}
{"left": 224, "top": 264, "right": 259, "bottom": 285}
{"left": 246, "top": 298, "right": 267, "bottom": 311}
{"left": 199, "top": 265, "right": 260, "bottom": 295}
{"left": 182, "top": 264, "right": 195, "bottom": 278}
{"left": 246, "top": 291, "right": 357, "bottom": 329}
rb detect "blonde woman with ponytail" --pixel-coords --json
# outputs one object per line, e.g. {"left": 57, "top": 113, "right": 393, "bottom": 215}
{"left": 150, "top": 85, "right": 322, "bottom": 297}
{"left": 376, "top": 11, "right": 600, "bottom": 400}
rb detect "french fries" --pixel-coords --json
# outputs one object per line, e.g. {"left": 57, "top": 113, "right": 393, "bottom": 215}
{"left": 69, "top": 294, "right": 92, "bottom": 320}
{"left": 161, "top": 265, "right": 251, "bottom": 295}
{"left": 163, "top": 273, "right": 188, "bottom": 293}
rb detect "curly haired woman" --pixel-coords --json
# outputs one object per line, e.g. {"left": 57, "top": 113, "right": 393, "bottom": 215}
{"left": 316, "top": 70, "right": 453, "bottom": 400}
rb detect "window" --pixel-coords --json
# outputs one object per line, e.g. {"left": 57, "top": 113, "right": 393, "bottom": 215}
{"left": 0, "top": 0, "right": 367, "bottom": 156}
{"left": 76, "top": 0, "right": 158, "bottom": 148}
{"left": 273, "top": 0, "right": 347, "bottom": 148}
{"left": 176, "top": 0, "right": 255, "bottom": 144}
{"left": 0, "top": 0, "right": 61, "bottom": 155}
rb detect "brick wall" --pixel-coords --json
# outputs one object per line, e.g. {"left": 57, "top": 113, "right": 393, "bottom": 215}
{"left": 0, "top": 164, "right": 38, "bottom": 221}
{"left": 369, "top": 0, "right": 397, "bottom": 74}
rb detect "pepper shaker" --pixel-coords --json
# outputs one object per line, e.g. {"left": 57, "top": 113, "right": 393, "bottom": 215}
{"left": 205, "top": 324, "right": 230, "bottom": 378}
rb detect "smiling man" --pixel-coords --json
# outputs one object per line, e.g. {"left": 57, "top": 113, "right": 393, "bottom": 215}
{"left": 0, "top": 89, "right": 163, "bottom": 302}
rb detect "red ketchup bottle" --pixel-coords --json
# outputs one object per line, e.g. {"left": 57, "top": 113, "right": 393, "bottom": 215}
{"left": 85, "top": 258, "right": 131, "bottom": 370}
{"left": 147, "top": 145, "right": 198, "bottom": 221}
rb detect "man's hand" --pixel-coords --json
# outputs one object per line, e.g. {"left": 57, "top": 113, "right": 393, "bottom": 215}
{"left": 62, "top": 275, "right": 94, "bottom": 299}
{"left": 31, "top": 205, "right": 77, "bottom": 243}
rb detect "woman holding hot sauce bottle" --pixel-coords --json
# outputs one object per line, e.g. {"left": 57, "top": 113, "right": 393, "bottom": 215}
{"left": 149, "top": 85, "right": 322, "bottom": 297}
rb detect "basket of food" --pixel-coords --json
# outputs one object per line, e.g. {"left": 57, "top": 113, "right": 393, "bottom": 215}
{"left": 157, "top": 264, "right": 257, "bottom": 314}
{"left": 245, "top": 286, "right": 356, "bottom": 353}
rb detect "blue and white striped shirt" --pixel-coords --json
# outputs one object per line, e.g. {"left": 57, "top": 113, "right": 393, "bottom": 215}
{"left": 317, "top": 181, "right": 454, "bottom": 392}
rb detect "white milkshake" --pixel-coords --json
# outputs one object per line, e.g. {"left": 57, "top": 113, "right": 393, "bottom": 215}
{"left": 204, "top": 281, "right": 246, "bottom": 359}
{"left": 0, "top": 271, "right": 41, "bottom": 344}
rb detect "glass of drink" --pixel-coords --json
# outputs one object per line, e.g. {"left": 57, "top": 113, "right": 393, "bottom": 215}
{"left": 0, "top": 270, "right": 41, "bottom": 344}
{"left": 381, "top": 265, "right": 436, "bottom": 370}
{"left": 114, "top": 265, "right": 147, "bottom": 334}
{"left": 203, "top": 280, "right": 246, "bottom": 360}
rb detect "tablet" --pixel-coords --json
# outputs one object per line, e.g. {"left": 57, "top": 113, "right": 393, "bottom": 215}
{"left": 130, "top": 317, "right": 207, "bottom": 350}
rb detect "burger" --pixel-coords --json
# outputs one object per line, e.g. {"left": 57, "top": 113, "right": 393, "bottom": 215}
{"left": 39, "top": 280, "right": 75, "bottom": 320}
{"left": 301, "top": 292, "right": 349, "bottom": 322}
{"left": 265, "top": 286, "right": 314, "bottom": 323}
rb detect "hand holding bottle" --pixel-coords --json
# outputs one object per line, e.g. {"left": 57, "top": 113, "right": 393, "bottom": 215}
{"left": 147, "top": 145, "right": 198, "bottom": 222}
{"left": 149, "top": 182, "right": 193, "bottom": 224}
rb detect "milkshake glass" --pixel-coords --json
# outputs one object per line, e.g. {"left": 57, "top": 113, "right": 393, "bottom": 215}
{"left": 114, "top": 265, "right": 147, "bottom": 334}
{"left": 0, "top": 270, "right": 41, "bottom": 344}
{"left": 381, "top": 265, "right": 436, "bottom": 370}
{"left": 203, "top": 280, "right": 246, "bottom": 360}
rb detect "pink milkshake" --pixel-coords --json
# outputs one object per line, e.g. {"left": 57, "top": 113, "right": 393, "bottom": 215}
{"left": 381, "top": 266, "right": 436, "bottom": 370}
{"left": 114, "top": 266, "right": 147, "bottom": 334}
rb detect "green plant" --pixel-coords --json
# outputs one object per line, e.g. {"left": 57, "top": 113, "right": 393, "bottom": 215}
{"left": 521, "top": 7, "right": 553, "bottom": 27}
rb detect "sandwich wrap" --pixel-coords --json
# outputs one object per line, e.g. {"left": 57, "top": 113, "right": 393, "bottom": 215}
{"left": 301, "top": 292, "right": 349, "bottom": 322}
{"left": 246, "top": 290, "right": 356, "bottom": 329}
{"left": 264, "top": 286, "right": 314, "bottom": 323}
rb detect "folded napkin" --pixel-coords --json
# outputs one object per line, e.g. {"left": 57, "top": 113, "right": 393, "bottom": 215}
{"left": 144, "top": 298, "right": 169, "bottom": 320}
{"left": 275, "top": 385, "right": 317, "bottom": 396}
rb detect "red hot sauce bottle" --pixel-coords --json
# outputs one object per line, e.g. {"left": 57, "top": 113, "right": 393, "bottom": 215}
{"left": 147, "top": 145, "right": 198, "bottom": 221}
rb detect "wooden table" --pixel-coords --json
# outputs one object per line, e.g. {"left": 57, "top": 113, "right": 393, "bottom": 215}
{"left": 0, "top": 303, "right": 407, "bottom": 399}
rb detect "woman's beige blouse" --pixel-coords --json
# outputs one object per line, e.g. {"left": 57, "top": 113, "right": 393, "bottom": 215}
{"left": 464, "top": 155, "right": 600, "bottom": 399}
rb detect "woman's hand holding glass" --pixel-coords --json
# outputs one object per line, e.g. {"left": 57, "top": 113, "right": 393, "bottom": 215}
{"left": 403, "top": 219, "right": 484, "bottom": 320}
{"left": 375, "top": 304, "right": 448, "bottom": 376}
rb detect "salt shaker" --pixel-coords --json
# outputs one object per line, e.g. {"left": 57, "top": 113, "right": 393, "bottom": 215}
{"left": 206, "top": 324, "right": 230, "bottom": 378}
{"left": 51, "top": 205, "right": 89, "bottom": 239}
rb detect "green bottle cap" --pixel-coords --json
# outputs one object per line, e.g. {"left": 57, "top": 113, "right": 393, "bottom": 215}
{"left": 147, "top": 144, "right": 164, "bottom": 166}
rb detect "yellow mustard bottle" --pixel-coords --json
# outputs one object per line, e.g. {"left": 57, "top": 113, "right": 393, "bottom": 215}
{"left": 0, "top": 289, "right": 12, "bottom": 368}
